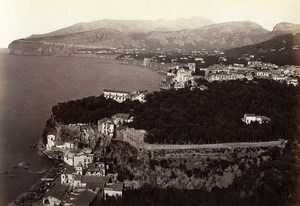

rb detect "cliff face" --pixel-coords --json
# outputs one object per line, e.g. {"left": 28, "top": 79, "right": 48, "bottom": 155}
{"left": 9, "top": 28, "right": 144, "bottom": 56}
{"left": 8, "top": 39, "right": 78, "bottom": 56}
{"left": 8, "top": 20, "right": 300, "bottom": 56}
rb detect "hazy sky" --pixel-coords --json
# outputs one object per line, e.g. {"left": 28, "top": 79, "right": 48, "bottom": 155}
{"left": 0, "top": 0, "right": 299, "bottom": 47}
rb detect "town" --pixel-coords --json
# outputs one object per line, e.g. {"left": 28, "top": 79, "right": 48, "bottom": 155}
{"left": 11, "top": 51, "right": 300, "bottom": 205}
{"left": 12, "top": 79, "right": 293, "bottom": 206}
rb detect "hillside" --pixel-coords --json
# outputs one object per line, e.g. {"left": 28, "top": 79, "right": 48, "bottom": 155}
{"left": 29, "top": 16, "right": 214, "bottom": 38}
{"left": 143, "top": 21, "right": 269, "bottom": 50}
{"left": 225, "top": 33, "right": 300, "bottom": 66}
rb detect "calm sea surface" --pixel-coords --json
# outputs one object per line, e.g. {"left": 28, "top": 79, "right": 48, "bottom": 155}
{"left": 0, "top": 54, "right": 164, "bottom": 204}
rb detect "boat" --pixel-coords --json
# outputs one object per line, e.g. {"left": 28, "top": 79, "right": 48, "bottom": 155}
{"left": 29, "top": 144, "right": 37, "bottom": 148}
{"left": 9, "top": 174, "right": 16, "bottom": 178}
{"left": 0, "top": 171, "right": 8, "bottom": 175}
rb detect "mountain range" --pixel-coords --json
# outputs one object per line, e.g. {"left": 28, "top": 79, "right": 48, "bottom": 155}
{"left": 8, "top": 17, "right": 300, "bottom": 55}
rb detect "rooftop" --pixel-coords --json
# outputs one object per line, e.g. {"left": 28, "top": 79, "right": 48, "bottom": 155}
{"left": 104, "top": 182, "right": 124, "bottom": 192}
{"left": 44, "top": 184, "right": 68, "bottom": 199}
{"left": 98, "top": 118, "right": 114, "bottom": 124}
{"left": 81, "top": 175, "right": 110, "bottom": 184}
{"left": 103, "top": 89, "right": 130, "bottom": 94}
{"left": 112, "top": 113, "right": 130, "bottom": 120}
{"left": 69, "top": 190, "right": 97, "bottom": 206}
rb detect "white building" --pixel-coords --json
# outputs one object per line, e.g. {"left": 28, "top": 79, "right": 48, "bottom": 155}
{"left": 98, "top": 118, "right": 115, "bottom": 138}
{"left": 61, "top": 167, "right": 75, "bottom": 186}
{"left": 104, "top": 182, "right": 124, "bottom": 199}
{"left": 63, "top": 149, "right": 94, "bottom": 168}
{"left": 206, "top": 73, "right": 246, "bottom": 82}
{"left": 46, "top": 135, "right": 56, "bottom": 150}
{"left": 286, "top": 78, "right": 299, "bottom": 86}
{"left": 131, "top": 91, "right": 147, "bottom": 103}
{"left": 173, "top": 68, "right": 194, "bottom": 89}
{"left": 103, "top": 89, "right": 130, "bottom": 103}
{"left": 55, "top": 141, "right": 75, "bottom": 150}
{"left": 242, "top": 114, "right": 271, "bottom": 124}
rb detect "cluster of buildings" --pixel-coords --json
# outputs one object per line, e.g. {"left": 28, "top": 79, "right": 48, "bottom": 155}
{"left": 43, "top": 110, "right": 149, "bottom": 205}
{"left": 161, "top": 64, "right": 197, "bottom": 90}
{"left": 103, "top": 89, "right": 148, "bottom": 103}
{"left": 204, "top": 62, "right": 299, "bottom": 86}
{"left": 42, "top": 161, "right": 124, "bottom": 206}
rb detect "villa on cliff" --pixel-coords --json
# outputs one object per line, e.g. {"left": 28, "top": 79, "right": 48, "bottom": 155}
{"left": 103, "top": 89, "right": 148, "bottom": 103}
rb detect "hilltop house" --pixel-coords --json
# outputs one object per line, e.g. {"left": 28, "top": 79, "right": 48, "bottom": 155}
{"left": 242, "top": 114, "right": 271, "bottom": 124}
{"left": 103, "top": 89, "right": 131, "bottom": 103}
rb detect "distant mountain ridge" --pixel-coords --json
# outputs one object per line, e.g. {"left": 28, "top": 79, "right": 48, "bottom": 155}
{"left": 8, "top": 18, "right": 300, "bottom": 56}
{"left": 29, "top": 16, "right": 214, "bottom": 38}
{"left": 225, "top": 33, "right": 300, "bottom": 66}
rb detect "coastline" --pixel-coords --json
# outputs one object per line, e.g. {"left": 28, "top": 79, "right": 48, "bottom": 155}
{"left": 5, "top": 53, "right": 166, "bottom": 205}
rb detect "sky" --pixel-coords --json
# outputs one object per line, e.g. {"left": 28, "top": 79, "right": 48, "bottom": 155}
{"left": 0, "top": 0, "right": 300, "bottom": 48}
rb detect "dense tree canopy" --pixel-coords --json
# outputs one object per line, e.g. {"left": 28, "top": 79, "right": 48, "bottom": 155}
{"left": 132, "top": 79, "right": 298, "bottom": 144}
{"left": 51, "top": 79, "right": 299, "bottom": 144}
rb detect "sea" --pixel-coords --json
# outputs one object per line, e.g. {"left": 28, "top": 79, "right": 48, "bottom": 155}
{"left": 0, "top": 54, "right": 165, "bottom": 204}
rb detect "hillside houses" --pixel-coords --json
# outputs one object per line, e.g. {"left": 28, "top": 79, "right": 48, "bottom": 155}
{"left": 103, "top": 89, "right": 148, "bottom": 103}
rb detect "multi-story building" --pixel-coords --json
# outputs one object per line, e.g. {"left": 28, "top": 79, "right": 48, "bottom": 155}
{"left": 103, "top": 89, "right": 131, "bottom": 103}
{"left": 206, "top": 73, "right": 246, "bottom": 82}
{"left": 98, "top": 118, "right": 115, "bottom": 138}
{"left": 86, "top": 162, "right": 107, "bottom": 177}
{"left": 63, "top": 149, "right": 94, "bottom": 168}
{"left": 120, "top": 128, "right": 147, "bottom": 149}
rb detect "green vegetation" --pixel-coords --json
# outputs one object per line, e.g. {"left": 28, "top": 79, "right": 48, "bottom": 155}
{"left": 50, "top": 79, "right": 298, "bottom": 144}
{"left": 132, "top": 79, "right": 298, "bottom": 144}
{"left": 100, "top": 143, "right": 296, "bottom": 206}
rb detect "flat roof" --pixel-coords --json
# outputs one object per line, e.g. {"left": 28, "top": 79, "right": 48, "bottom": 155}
{"left": 103, "top": 89, "right": 130, "bottom": 94}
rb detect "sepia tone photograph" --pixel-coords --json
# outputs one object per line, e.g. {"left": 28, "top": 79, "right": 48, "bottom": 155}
{"left": 0, "top": 0, "right": 300, "bottom": 205}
